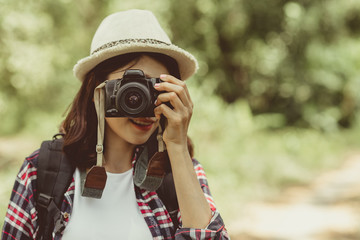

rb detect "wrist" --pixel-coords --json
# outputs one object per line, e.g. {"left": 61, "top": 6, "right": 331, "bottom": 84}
{"left": 166, "top": 142, "right": 191, "bottom": 164}
{"left": 166, "top": 142, "right": 193, "bottom": 170}
{"left": 166, "top": 142, "right": 188, "bottom": 154}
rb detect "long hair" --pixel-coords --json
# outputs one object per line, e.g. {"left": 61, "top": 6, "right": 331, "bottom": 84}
{"left": 62, "top": 53, "right": 193, "bottom": 168}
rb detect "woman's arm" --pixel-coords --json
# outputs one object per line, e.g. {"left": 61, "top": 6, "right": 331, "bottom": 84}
{"left": 175, "top": 158, "right": 229, "bottom": 239}
{"left": 154, "top": 74, "right": 213, "bottom": 228}
{"left": 166, "top": 144, "right": 212, "bottom": 228}
{"left": 2, "top": 151, "right": 39, "bottom": 240}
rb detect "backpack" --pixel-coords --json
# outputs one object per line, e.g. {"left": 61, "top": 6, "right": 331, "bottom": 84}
{"left": 35, "top": 134, "right": 179, "bottom": 240}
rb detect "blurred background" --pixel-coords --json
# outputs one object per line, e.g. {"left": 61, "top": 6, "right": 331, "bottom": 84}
{"left": 1, "top": 0, "right": 360, "bottom": 239}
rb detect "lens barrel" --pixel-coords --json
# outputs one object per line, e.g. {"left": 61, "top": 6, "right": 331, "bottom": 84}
{"left": 117, "top": 82, "right": 151, "bottom": 116}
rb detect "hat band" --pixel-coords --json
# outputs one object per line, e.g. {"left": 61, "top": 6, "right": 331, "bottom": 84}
{"left": 91, "top": 38, "right": 171, "bottom": 55}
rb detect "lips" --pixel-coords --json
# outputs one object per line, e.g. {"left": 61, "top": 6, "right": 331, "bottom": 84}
{"left": 129, "top": 118, "right": 156, "bottom": 131}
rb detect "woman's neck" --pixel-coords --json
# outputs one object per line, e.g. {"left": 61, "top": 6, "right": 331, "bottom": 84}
{"left": 103, "top": 127, "right": 135, "bottom": 173}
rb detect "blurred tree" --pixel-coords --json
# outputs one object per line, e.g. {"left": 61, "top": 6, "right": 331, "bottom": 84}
{"left": 167, "top": 0, "right": 360, "bottom": 130}
{"left": 0, "top": 0, "right": 109, "bottom": 134}
{"left": 1, "top": 0, "right": 360, "bottom": 134}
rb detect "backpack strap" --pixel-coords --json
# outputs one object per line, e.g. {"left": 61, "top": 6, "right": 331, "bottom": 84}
{"left": 36, "top": 134, "right": 75, "bottom": 240}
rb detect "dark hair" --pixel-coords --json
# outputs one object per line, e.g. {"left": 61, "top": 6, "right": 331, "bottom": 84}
{"left": 62, "top": 53, "right": 193, "bottom": 168}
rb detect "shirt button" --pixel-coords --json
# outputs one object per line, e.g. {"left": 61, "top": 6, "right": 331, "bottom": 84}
{"left": 63, "top": 212, "right": 69, "bottom": 219}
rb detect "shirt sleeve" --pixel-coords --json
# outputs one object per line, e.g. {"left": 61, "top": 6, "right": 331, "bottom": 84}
{"left": 174, "top": 159, "right": 230, "bottom": 240}
{"left": 1, "top": 151, "right": 39, "bottom": 240}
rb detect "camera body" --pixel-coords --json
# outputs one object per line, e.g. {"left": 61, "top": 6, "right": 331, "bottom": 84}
{"left": 104, "top": 69, "right": 166, "bottom": 118}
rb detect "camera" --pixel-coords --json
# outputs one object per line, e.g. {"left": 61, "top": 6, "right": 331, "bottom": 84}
{"left": 104, "top": 69, "right": 169, "bottom": 117}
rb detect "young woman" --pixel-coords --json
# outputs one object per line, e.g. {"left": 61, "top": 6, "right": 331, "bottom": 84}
{"left": 2, "top": 9, "right": 229, "bottom": 239}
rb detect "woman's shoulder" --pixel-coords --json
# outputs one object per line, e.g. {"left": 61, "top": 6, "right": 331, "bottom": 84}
{"left": 14, "top": 149, "right": 41, "bottom": 183}
{"left": 24, "top": 149, "right": 41, "bottom": 168}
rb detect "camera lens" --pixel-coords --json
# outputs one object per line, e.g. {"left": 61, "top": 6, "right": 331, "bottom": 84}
{"left": 125, "top": 92, "right": 142, "bottom": 108}
{"left": 117, "top": 82, "right": 151, "bottom": 117}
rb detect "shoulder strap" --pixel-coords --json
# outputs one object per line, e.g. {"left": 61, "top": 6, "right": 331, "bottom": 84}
{"left": 156, "top": 172, "right": 179, "bottom": 229}
{"left": 36, "top": 134, "right": 75, "bottom": 240}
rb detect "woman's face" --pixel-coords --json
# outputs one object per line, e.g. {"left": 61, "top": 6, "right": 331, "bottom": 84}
{"left": 104, "top": 55, "right": 169, "bottom": 146}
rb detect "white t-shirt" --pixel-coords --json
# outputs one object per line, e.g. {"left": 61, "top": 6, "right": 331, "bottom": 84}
{"left": 62, "top": 168, "right": 153, "bottom": 240}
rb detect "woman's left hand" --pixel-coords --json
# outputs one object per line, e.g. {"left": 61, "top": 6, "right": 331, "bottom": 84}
{"left": 154, "top": 74, "right": 193, "bottom": 148}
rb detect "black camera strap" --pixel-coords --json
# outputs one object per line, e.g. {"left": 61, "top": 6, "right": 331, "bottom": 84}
{"left": 133, "top": 117, "right": 171, "bottom": 191}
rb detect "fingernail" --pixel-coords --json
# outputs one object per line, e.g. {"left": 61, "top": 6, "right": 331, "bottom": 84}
{"left": 160, "top": 74, "right": 167, "bottom": 80}
{"left": 154, "top": 83, "right": 161, "bottom": 88}
{"left": 154, "top": 99, "right": 158, "bottom": 105}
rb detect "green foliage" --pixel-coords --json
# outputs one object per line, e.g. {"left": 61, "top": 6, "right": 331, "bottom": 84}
{"left": 187, "top": 85, "right": 360, "bottom": 220}
{"left": 0, "top": 0, "right": 107, "bottom": 134}
{"left": 166, "top": 0, "right": 360, "bottom": 130}
{"left": 189, "top": 85, "right": 348, "bottom": 190}
{"left": 1, "top": 0, "right": 360, "bottom": 134}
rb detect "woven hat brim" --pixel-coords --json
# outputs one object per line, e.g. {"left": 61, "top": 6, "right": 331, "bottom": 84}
{"left": 73, "top": 43, "right": 198, "bottom": 81}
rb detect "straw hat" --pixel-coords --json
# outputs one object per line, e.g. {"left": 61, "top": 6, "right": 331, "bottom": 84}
{"left": 73, "top": 9, "right": 198, "bottom": 81}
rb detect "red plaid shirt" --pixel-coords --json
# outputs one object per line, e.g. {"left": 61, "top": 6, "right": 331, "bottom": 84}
{"left": 2, "top": 150, "right": 229, "bottom": 239}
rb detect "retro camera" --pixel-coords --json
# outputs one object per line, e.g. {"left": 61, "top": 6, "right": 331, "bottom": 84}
{"left": 104, "top": 69, "right": 169, "bottom": 117}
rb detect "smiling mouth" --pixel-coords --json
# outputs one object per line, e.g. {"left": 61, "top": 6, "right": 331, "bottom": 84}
{"left": 129, "top": 118, "right": 156, "bottom": 131}
{"left": 130, "top": 118, "right": 155, "bottom": 126}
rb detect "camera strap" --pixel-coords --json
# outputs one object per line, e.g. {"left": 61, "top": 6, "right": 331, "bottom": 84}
{"left": 79, "top": 82, "right": 108, "bottom": 199}
{"left": 133, "top": 120, "right": 170, "bottom": 191}
{"left": 89, "top": 82, "right": 169, "bottom": 195}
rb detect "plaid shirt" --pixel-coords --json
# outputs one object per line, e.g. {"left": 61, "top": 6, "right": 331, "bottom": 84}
{"left": 2, "top": 149, "right": 229, "bottom": 240}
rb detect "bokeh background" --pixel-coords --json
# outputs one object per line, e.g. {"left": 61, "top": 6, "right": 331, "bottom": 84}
{"left": 1, "top": 0, "right": 360, "bottom": 239}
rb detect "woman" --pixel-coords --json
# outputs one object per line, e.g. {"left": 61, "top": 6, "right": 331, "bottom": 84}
{"left": 2, "top": 9, "right": 229, "bottom": 239}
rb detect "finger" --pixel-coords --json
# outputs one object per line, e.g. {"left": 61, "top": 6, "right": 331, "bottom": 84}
{"left": 154, "top": 104, "right": 178, "bottom": 122}
{"left": 155, "top": 92, "right": 186, "bottom": 111}
{"left": 154, "top": 97, "right": 192, "bottom": 126}
{"left": 154, "top": 81, "right": 192, "bottom": 108}
{"left": 160, "top": 74, "right": 192, "bottom": 106}
{"left": 160, "top": 74, "right": 183, "bottom": 85}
